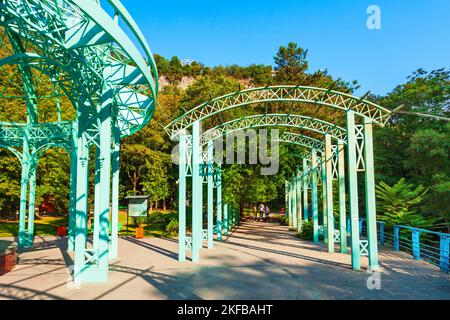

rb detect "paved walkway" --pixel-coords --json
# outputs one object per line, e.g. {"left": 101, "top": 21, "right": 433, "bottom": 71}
{"left": 0, "top": 221, "right": 449, "bottom": 300}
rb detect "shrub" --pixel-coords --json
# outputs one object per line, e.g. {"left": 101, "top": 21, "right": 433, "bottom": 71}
{"left": 298, "top": 220, "right": 313, "bottom": 240}
{"left": 279, "top": 215, "right": 289, "bottom": 226}
{"left": 166, "top": 217, "right": 179, "bottom": 234}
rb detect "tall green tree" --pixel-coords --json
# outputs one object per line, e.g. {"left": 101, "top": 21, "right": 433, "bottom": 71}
{"left": 274, "top": 42, "right": 309, "bottom": 84}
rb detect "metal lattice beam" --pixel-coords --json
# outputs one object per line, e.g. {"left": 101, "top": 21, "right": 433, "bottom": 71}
{"left": 165, "top": 86, "right": 391, "bottom": 139}
{"left": 201, "top": 114, "right": 347, "bottom": 145}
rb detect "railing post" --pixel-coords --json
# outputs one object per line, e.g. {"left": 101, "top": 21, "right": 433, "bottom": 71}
{"left": 440, "top": 234, "right": 449, "bottom": 272}
{"left": 379, "top": 222, "right": 385, "bottom": 246}
{"left": 412, "top": 230, "right": 420, "bottom": 260}
{"left": 394, "top": 226, "right": 399, "bottom": 252}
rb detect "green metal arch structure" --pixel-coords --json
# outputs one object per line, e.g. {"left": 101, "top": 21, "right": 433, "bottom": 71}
{"left": 275, "top": 132, "right": 324, "bottom": 153}
{"left": 175, "top": 85, "right": 386, "bottom": 274}
{"left": 0, "top": 0, "right": 158, "bottom": 283}
{"left": 165, "top": 85, "right": 391, "bottom": 138}
{"left": 201, "top": 114, "right": 347, "bottom": 145}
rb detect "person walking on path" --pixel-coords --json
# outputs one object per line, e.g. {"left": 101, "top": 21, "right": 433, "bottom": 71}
{"left": 258, "top": 203, "right": 265, "bottom": 221}
{"left": 265, "top": 204, "right": 270, "bottom": 220}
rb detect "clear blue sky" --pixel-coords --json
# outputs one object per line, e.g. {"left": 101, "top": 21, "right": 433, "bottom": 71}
{"left": 124, "top": 0, "right": 450, "bottom": 96}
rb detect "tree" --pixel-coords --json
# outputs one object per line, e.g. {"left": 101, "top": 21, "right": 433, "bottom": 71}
{"left": 274, "top": 42, "right": 309, "bottom": 84}
{"left": 374, "top": 68, "right": 450, "bottom": 230}
{"left": 376, "top": 178, "right": 429, "bottom": 227}
{"left": 405, "top": 125, "right": 450, "bottom": 231}
{"left": 141, "top": 149, "right": 172, "bottom": 209}
{"left": 0, "top": 150, "right": 21, "bottom": 216}
{"left": 121, "top": 144, "right": 152, "bottom": 195}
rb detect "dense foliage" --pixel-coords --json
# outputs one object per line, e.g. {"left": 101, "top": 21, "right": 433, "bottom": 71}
{"left": 0, "top": 41, "right": 448, "bottom": 232}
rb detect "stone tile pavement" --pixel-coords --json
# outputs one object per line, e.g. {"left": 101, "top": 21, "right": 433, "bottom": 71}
{"left": 0, "top": 221, "right": 448, "bottom": 300}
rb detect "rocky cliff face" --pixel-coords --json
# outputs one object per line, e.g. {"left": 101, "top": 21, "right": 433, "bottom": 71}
{"left": 158, "top": 76, "right": 196, "bottom": 92}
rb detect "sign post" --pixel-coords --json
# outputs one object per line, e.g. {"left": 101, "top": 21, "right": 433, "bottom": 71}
{"left": 125, "top": 196, "right": 149, "bottom": 235}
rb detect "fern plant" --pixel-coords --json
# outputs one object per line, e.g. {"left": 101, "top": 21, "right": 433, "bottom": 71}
{"left": 376, "top": 178, "right": 430, "bottom": 227}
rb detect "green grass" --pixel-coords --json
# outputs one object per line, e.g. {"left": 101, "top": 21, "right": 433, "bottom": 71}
{"left": 0, "top": 216, "right": 68, "bottom": 237}
{"left": 118, "top": 210, "right": 176, "bottom": 238}
{"left": 0, "top": 210, "right": 177, "bottom": 238}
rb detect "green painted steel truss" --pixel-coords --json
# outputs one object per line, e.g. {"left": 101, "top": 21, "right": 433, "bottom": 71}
{"left": 165, "top": 85, "right": 392, "bottom": 139}
{"left": 172, "top": 85, "right": 385, "bottom": 272}
{"left": 0, "top": 0, "right": 158, "bottom": 283}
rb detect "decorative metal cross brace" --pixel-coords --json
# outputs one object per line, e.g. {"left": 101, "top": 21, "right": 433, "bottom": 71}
{"left": 359, "top": 240, "right": 369, "bottom": 256}
{"left": 185, "top": 237, "right": 192, "bottom": 251}
{"left": 334, "top": 230, "right": 341, "bottom": 242}
{"left": 355, "top": 124, "right": 366, "bottom": 172}
{"left": 331, "top": 144, "right": 339, "bottom": 180}
{"left": 318, "top": 225, "right": 324, "bottom": 235}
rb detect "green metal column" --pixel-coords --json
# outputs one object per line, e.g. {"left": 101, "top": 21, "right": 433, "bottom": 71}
{"left": 288, "top": 182, "right": 293, "bottom": 228}
{"left": 223, "top": 203, "right": 228, "bottom": 235}
{"left": 68, "top": 123, "right": 78, "bottom": 252}
{"left": 96, "top": 76, "right": 113, "bottom": 282}
{"left": 93, "top": 147, "right": 101, "bottom": 251}
{"left": 228, "top": 206, "right": 235, "bottom": 231}
{"left": 302, "top": 159, "right": 309, "bottom": 222}
{"left": 18, "top": 132, "right": 30, "bottom": 248}
{"left": 346, "top": 110, "right": 361, "bottom": 270}
{"left": 216, "top": 163, "right": 222, "bottom": 241}
{"left": 321, "top": 155, "right": 328, "bottom": 243}
{"left": 325, "top": 135, "right": 334, "bottom": 253}
{"left": 285, "top": 180, "right": 288, "bottom": 218}
{"left": 311, "top": 149, "right": 319, "bottom": 244}
{"left": 338, "top": 141, "right": 347, "bottom": 254}
{"left": 178, "top": 133, "right": 187, "bottom": 261}
{"left": 27, "top": 163, "right": 37, "bottom": 238}
{"left": 296, "top": 169, "right": 302, "bottom": 232}
{"left": 364, "top": 118, "right": 379, "bottom": 270}
{"left": 292, "top": 177, "right": 298, "bottom": 229}
{"left": 192, "top": 121, "right": 202, "bottom": 262}
{"left": 230, "top": 206, "right": 234, "bottom": 228}
{"left": 207, "top": 141, "right": 214, "bottom": 249}
{"left": 110, "top": 121, "right": 121, "bottom": 260}
{"left": 74, "top": 133, "right": 89, "bottom": 282}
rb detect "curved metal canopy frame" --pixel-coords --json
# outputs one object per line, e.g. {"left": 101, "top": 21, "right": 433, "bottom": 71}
{"left": 1, "top": 0, "right": 158, "bottom": 137}
{"left": 201, "top": 114, "right": 347, "bottom": 145}
{"left": 275, "top": 132, "right": 324, "bottom": 152}
{"left": 178, "top": 105, "right": 381, "bottom": 273}
{"left": 203, "top": 131, "right": 325, "bottom": 161}
{"left": 165, "top": 85, "right": 391, "bottom": 139}
{"left": 0, "top": 53, "right": 92, "bottom": 116}
{"left": 0, "top": 0, "right": 159, "bottom": 283}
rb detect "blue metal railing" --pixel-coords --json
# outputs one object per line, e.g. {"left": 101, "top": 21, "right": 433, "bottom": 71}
{"left": 357, "top": 218, "right": 449, "bottom": 272}
{"left": 347, "top": 218, "right": 386, "bottom": 245}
